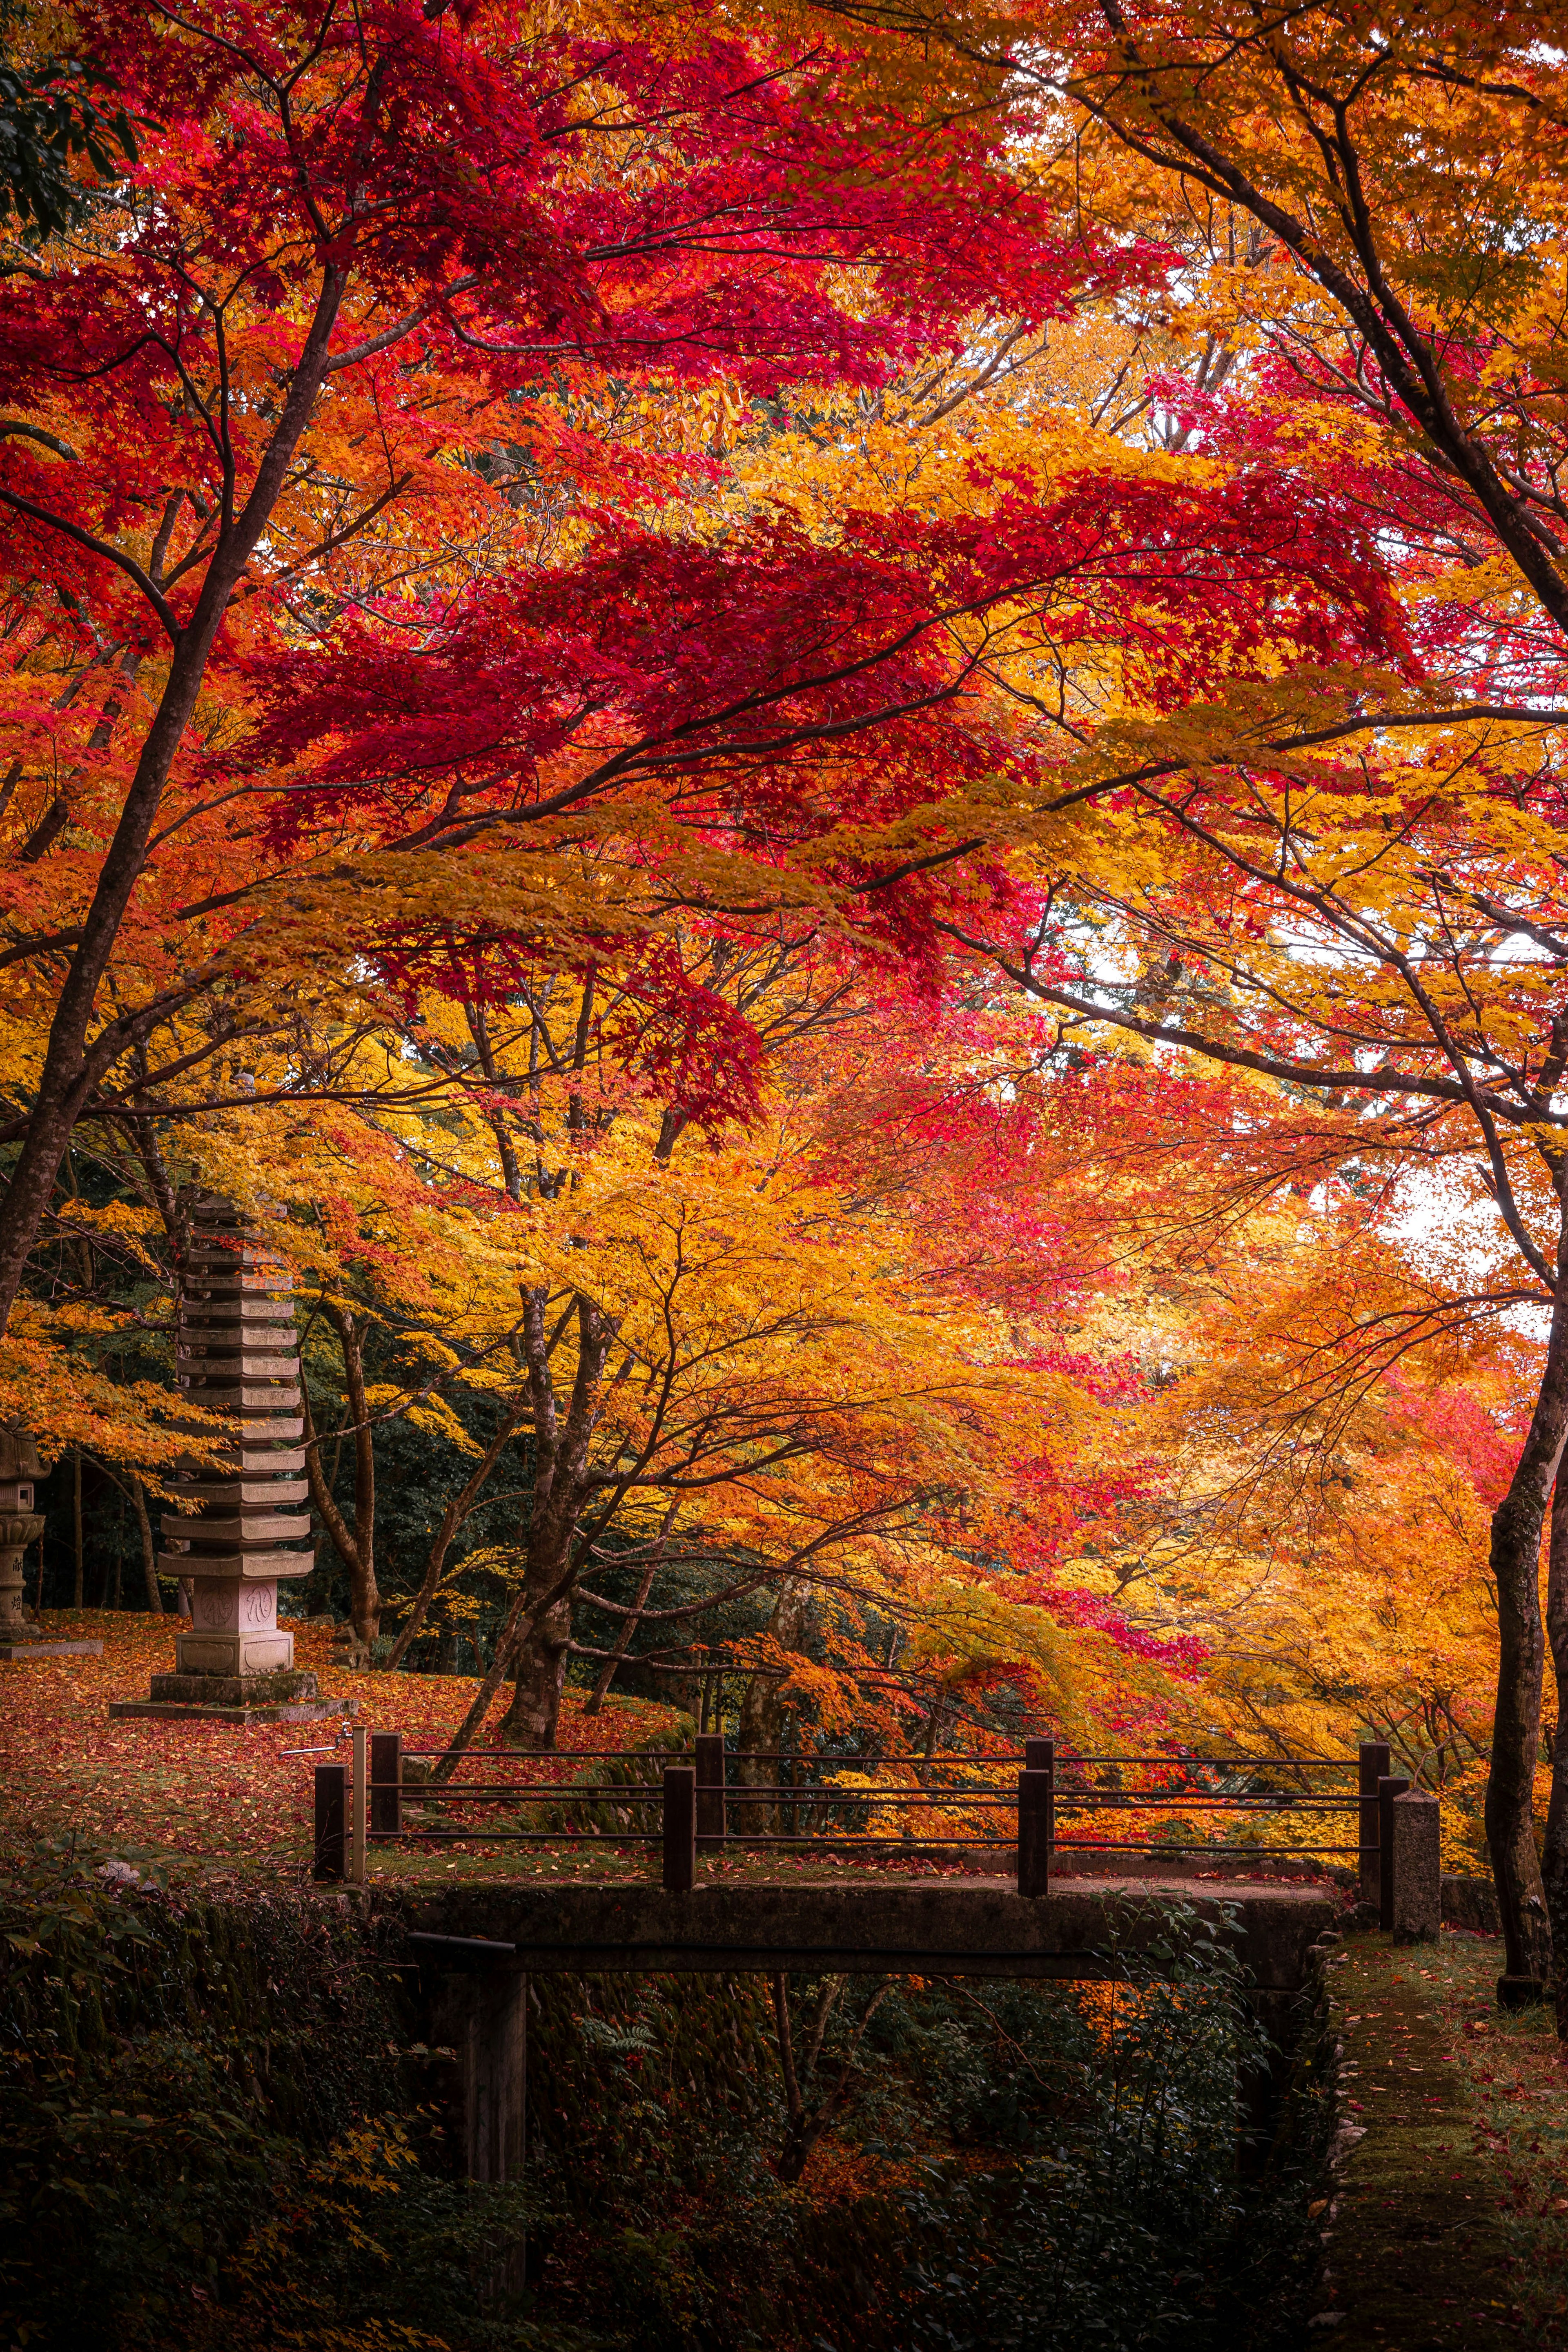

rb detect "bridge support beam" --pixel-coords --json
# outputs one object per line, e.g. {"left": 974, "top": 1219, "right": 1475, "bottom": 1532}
{"left": 432, "top": 1967, "right": 526, "bottom": 2185}
{"left": 408, "top": 1932, "right": 528, "bottom": 2287}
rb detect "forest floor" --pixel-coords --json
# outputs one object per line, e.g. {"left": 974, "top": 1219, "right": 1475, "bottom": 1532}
{"left": 0, "top": 1610, "right": 683, "bottom": 1884}
{"left": 1326, "top": 1932, "right": 1568, "bottom": 2346}
{"left": 2, "top": 1612, "right": 1395, "bottom": 1900}
{"left": 1, "top": 1612, "right": 1033, "bottom": 1890}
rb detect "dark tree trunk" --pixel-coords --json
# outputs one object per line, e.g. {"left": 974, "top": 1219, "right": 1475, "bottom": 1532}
{"left": 1486, "top": 1285, "right": 1568, "bottom": 1993}
{"left": 0, "top": 270, "right": 346, "bottom": 1339}
{"left": 303, "top": 1303, "right": 381, "bottom": 1657}
{"left": 132, "top": 1475, "right": 162, "bottom": 1614}
{"left": 382, "top": 1398, "right": 526, "bottom": 1671}
{"left": 494, "top": 1290, "right": 614, "bottom": 1750}
{"left": 71, "top": 1450, "right": 82, "bottom": 1608}
{"left": 498, "top": 1579, "right": 573, "bottom": 1748}
{"left": 1542, "top": 1464, "right": 1568, "bottom": 2034}
{"left": 735, "top": 1580, "right": 812, "bottom": 1831}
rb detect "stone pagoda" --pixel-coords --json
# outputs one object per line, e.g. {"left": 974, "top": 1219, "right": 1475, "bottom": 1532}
{"left": 112, "top": 1194, "right": 337, "bottom": 1723}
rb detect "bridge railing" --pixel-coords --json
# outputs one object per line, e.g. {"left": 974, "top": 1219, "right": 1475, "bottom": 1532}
{"left": 311, "top": 1728, "right": 1417, "bottom": 1915}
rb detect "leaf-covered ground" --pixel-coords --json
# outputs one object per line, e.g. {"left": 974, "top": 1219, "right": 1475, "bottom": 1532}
{"left": 0, "top": 1610, "right": 682, "bottom": 1885}
{"left": 0, "top": 1611, "right": 1379, "bottom": 1896}
{"left": 0, "top": 1613, "right": 1022, "bottom": 1889}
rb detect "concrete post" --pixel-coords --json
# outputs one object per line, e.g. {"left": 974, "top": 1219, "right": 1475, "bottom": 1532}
{"left": 1391, "top": 1789, "right": 1441, "bottom": 1944}
{"left": 1359, "top": 1741, "right": 1390, "bottom": 1905}
{"left": 438, "top": 1970, "right": 527, "bottom": 2183}
{"left": 418, "top": 1942, "right": 528, "bottom": 2294}
{"left": 1378, "top": 1774, "right": 1410, "bottom": 1931}
{"left": 350, "top": 1723, "right": 368, "bottom": 1884}
{"left": 370, "top": 1730, "right": 402, "bottom": 1837}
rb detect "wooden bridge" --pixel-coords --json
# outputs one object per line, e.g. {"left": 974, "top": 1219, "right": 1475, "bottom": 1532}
{"left": 380, "top": 1873, "right": 1349, "bottom": 2193}
{"left": 310, "top": 1728, "right": 1424, "bottom": 1929}
{"left": 304, "top": 1728, "right": 1442, "bottom": 2188}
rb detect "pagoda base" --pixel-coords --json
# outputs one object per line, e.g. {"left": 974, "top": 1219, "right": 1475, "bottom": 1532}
{"left": 108, "top": 1696, "right": 348, "bottom": 1724}
{"left": 109, "top": 1666, "right": 352, "bottom": 1726}
{"left": 153, "top": 1666, "right": 320, "bottom": 1706}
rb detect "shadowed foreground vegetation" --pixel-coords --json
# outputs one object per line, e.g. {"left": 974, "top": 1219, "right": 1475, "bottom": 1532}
{"left": 1, "top": 1843, "right": 1336, "bottom": 2352}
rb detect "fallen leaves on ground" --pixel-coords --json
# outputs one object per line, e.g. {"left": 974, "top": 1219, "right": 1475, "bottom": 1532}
{"left": 0, "top": 1611, "right": 679, "bottom": 1886}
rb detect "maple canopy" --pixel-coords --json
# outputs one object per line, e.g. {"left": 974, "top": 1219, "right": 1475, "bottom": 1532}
{"left": 7, "top": 0, "right": 1568, "bottom": 1993}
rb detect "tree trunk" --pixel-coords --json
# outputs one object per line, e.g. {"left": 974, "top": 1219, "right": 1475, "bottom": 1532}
{"left": 494, "top": 1289, "right": 615, "bottom": 1750}
{"left": 382, "top": 1399, "right": 527, "bottom": 1671}
{"left": 583, "top": 1502, "right": 679, "bottom": 1715}
{"left": 498, "top": 1576, "right": 573, "bottom": 1748}
{"left": 735, "top": 1580, "right": 812, "bottom": 1831}
{"left": 1486, "top": 1286, "right": 1568, "bottom": 1993}
{"left": 302, "top": 1303, "right": 381, "bottom": 1656}
{"left": 769, "top": 1971, "right": 891, "bottom": 2184}
{"left": 71, "top": 1450, "right": 83, "bottom": 1608}
{"left": 1542, "top": 1463, "right": 1568, "bottom": 2034}
{"left": 131, "top": 1476, "right": 162, "bottom": 1615}
{"left": 0, "top": 268, "right": 347, "bottom": 1339}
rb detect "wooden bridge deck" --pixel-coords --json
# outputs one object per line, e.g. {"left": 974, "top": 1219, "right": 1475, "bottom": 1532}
{"left": 399, "top": 1871, "right": 1343, "bottom": 1991}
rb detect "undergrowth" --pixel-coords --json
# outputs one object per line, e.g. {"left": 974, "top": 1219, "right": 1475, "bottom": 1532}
{"left": 1, "top": 1842, "right": 1332, "bottom": 2351}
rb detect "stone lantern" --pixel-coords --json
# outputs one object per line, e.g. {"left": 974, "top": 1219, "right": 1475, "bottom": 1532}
{"left": 111, "top": 1194, "right": 342, "bottom": 1724}
{"left": 0, "top": 1426, "right": 103, "bottom": 1659}
{"left": 0, "top": 1425, "right": 45, "bottom": 1641}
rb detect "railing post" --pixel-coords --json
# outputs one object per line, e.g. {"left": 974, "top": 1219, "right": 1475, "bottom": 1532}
{"left": 1378, "top": 1773, "right": 1410, "bottom": 1931}
{"left": 371, "top": 1730, "right": 402, "bottom": 1838}
{"left": 350, "top": 1724, "right": 368, "bottom": 1885}
{"left": 663, "top": 1765, "right": 696, "bottom": 1891}
{"left": 1018, "top": 1766, "right": 1052, "bottom": 1898}
{"left": 314, "top": 1762, "right": 347, "bottom": 1882}
{"left": 1359, "top": 1741, "right": 1390, "bottom": 1905}
{"left": 695, "top": 1732, "right": 726, "bottom": 1855}
{"left": 1025, "top": 1737, "right": 1055, "bottom": 1878}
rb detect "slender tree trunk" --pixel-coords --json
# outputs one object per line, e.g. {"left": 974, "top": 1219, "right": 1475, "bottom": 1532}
{"left": 496, "top": 1290, "right": 613, "bottom": 1749}
{"left": 0, "top": 269, "right": 347, "bottom": 1337}
{"left": 382, "top": 1399, "right": 527, "bottom": 1671}
{"left": 71, "top": 1450, "right": 83, "bottom": 1608}
{"left": 1542, "top": 1460, "right": 1568, "bottom": 2033}
{"left": 735, "top": 1580, "right": 812, "bottom": 1830}
{"left": 769, "top": 1972, "right": 891, "bottom": 2184}
{"left": 1486, "top": 1281, "right": 1568, "bottom": 1992}
{"left": 583, "top": 1502, "right": 678, "bottom": 1715}
{"left": 131, "top": 1475, "right": 162, "bottom": 1615}
{"left": 302, "top": 1303, "right": 381, "bottom": 1655}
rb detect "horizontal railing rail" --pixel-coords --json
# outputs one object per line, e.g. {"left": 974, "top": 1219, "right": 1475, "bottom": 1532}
{"left": 308, "top": 1729, "right": 1412, "bottom": 1915}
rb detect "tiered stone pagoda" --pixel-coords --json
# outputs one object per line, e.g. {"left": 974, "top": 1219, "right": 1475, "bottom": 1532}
{"left": 112, "top": 1195, "right": 336, "bottom": 1723}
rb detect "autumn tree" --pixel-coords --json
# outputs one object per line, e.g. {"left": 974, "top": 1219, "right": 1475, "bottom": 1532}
{"left": 0, "top": 0, "right": 1115, "bottom": 1346}
{"left": 814, "top": 0, "right": 1568, "bottom": 1994}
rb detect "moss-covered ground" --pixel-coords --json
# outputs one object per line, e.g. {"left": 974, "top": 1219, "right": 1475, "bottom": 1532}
{"left": 1324, "top": 1931, "right": 1568, "bottom": 2346}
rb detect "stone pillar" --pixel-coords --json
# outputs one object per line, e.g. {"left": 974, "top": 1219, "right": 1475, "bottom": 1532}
{"left": 111, "top": 1196, "right": 334, "bottom": 1722}
{"left": 1390, "top": 1789, "right": 1441, "bottom": 1944}
{"left": 0, "top": 1425, "right": 45, "bottom": 1642}
{"left": 0, "top": 1426, "right": 93, "bottom": 1659}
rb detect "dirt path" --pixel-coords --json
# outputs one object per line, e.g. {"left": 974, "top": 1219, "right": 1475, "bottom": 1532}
{"left": 1320, "top": 1932, "right": 1568, "bottom": 2345}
